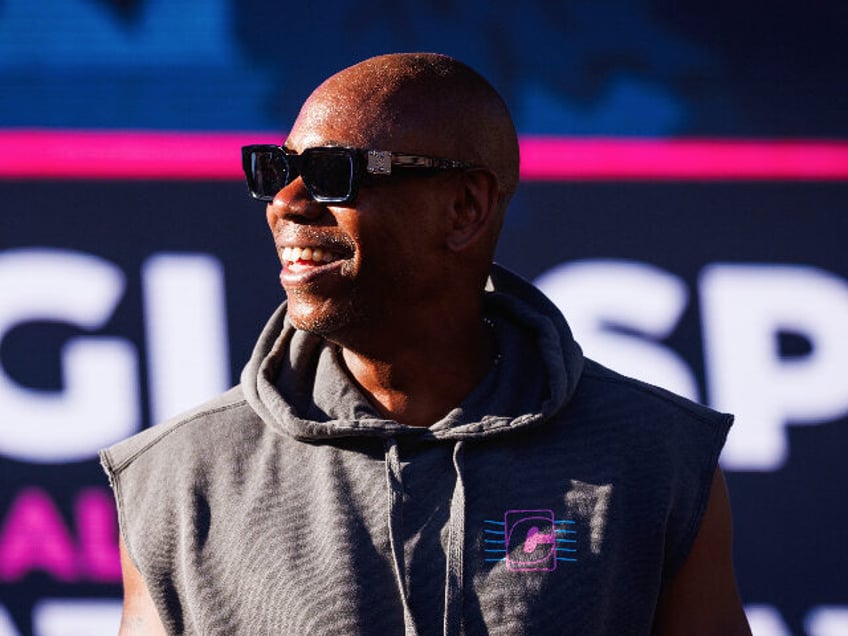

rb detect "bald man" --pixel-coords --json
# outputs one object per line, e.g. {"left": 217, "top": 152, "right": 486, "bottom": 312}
{"left": 102, "top": 53, "right": 750, "bottom": 635}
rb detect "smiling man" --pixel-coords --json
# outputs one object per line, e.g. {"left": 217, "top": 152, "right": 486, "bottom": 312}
{"left": 101, "top": 53, "right": 750, "bottom": 635}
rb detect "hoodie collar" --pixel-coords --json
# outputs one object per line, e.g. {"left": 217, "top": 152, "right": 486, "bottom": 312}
{"left": 241, "top": 264, "right": 584, "bottom": 442}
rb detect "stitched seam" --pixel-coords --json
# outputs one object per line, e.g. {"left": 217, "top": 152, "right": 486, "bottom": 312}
{"left": 109, "top": 399, "right": 250, "bottom": 473}
{"left": 581, "top": 366, "right": 724, "bottom": 427}
{"left": 668, "top": 411, "right": 733, "bottom": 577}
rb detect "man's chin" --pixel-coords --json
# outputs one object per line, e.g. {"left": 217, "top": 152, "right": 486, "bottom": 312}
{"left": 286, "top": 303, "right": 358, "bottom": 338}
{"left": 287, "top": 313, "right": 337, "bottom": 336}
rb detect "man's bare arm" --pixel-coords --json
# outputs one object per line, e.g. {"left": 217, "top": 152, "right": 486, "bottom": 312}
{"left": 652, "top": 467, "right": 751, "bottom": 635}
{"left": 118, "top": 535, "right": 168, "bottom": 635}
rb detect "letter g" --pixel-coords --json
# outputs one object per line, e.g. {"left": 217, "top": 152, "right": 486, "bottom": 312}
{"left": 0, "top": 249, "right": 139, "bottom": 463}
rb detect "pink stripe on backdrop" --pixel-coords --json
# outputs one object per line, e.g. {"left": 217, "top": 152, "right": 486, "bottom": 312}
{"left": 1, "top": 129, "right": 847, "bottom": 181}
{"left": 0, "top": 130, "right": 274, "bottom": 179}
{"left": 520, "top": 137, "right": 848, "bottom": 180}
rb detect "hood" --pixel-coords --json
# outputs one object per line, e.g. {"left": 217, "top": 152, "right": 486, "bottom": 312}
{"left": 241, "top": 264, "right": 584, "bottom": 443}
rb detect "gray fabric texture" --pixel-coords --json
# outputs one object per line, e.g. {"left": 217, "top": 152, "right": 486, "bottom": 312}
{"left": 101, "top": 264, "right": 732, "bottom": 635}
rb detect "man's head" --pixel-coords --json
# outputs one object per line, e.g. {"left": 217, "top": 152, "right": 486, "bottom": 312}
{"left": 263, "top": 53, "right": 519, "bottom": 341}
{"left": 289, "top": 52, "right": 519, "bottom": 212}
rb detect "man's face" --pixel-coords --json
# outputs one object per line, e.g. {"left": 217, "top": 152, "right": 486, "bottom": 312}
{"left": 266, "top": 91, "right": 456, "bottom": 338}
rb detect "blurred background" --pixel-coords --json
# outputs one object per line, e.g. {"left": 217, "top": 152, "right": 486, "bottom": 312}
{"left": 1, "top": 1, "right": 846, "bottom": 634}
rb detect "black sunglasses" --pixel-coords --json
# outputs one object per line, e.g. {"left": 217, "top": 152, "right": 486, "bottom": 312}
{"left": 241, "top": 145, "right": 479, "bottom": 204}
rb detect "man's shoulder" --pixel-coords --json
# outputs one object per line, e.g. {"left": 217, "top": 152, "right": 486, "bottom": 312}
{"left": 100, "top": 385, "right": 258, "bottom": 477}
{"left": 573, "top": 357, "right": 733, "bottom": 432}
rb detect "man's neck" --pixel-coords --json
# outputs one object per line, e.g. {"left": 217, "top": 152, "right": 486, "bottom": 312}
{"left": 336, "top": 316, "right": 496, "bottom": 428}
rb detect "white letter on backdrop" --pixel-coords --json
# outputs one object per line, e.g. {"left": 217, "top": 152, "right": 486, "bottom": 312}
{"left": 534, "top": 259, "right": 698, "bottom": 400}
{"left": 0, "top": 249, "right": 139, "bottom": 463}
{"left": 142, "top": 253, "right": 230, "bottom": 422}
{"left": 700, "top": 264, "right": 848, "bottom": 471}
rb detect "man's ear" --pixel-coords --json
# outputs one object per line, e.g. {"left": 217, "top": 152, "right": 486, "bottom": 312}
{"left": 446, "top": 170, "right": 500, "bottom": 252}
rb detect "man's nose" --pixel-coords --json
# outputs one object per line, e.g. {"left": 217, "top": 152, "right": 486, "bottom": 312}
{"left": 267, "top": 177, "right": 324, "bottom": 222}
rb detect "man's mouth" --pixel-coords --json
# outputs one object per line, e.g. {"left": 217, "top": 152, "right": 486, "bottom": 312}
{"left": 280, "top": 245, "right": 346, "bottom": 273}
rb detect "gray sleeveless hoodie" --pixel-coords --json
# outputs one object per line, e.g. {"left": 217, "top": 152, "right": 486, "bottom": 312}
{"left": 101, "top": 265, "right": 731, "bottom": 635}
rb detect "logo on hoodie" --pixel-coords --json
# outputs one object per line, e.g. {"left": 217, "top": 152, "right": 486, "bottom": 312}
{"left": 484, "top": 509, "right": 577, "bottom": 571}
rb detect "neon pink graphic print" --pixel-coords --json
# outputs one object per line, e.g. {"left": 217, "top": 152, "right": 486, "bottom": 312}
{"left": 483, "top": 509, "right": 577, "bottom": 571}
{"left": 505, "top": 509, "right": 557, "bottom": 572}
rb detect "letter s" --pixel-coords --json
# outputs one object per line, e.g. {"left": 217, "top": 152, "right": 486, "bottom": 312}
{"left": 0, "top": 249, "right": 140, "bottom": 463}
{"left": 535, "top": 259, "right": 699, "bottom": 401}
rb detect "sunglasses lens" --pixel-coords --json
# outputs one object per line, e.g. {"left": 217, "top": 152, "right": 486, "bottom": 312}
{"left": 302, "top": 149, "right": 355, "bottom": 202}
{"left": 246, "top": 147, "right": 289, "bottom": 200}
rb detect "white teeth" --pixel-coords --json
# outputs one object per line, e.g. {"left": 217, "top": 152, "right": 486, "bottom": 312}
{"left": 281, "top": 246, "right": 338, "bottom": 264}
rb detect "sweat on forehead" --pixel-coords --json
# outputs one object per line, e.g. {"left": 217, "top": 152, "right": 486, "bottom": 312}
{"left": 290, "top": 52, "right": 520, "bottom": 200}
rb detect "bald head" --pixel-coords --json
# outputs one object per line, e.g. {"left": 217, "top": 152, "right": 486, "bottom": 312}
{"left": 290, "top": 53, "right": 520, "bottom": 210}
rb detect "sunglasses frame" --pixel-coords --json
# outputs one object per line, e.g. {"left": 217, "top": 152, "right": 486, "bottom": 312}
{"left": 241, "top": 144, "right": 479, "bottom": 204}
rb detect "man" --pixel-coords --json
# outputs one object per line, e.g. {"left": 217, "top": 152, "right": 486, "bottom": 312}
{"left": 102, "top": 53, "right": 751, "bottom": 635}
